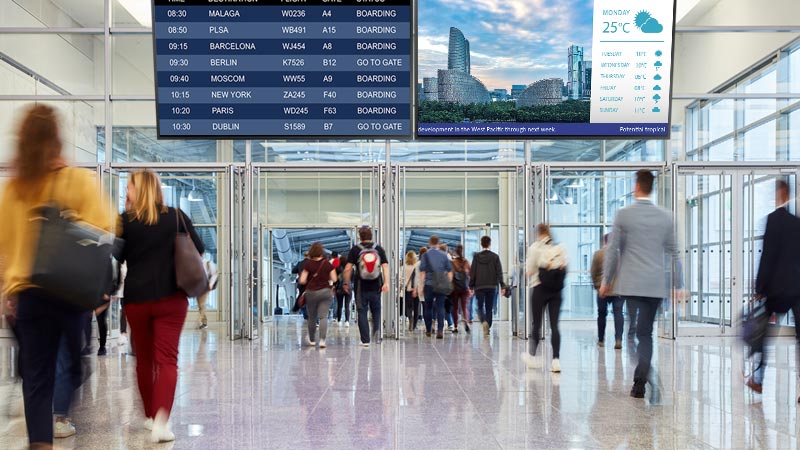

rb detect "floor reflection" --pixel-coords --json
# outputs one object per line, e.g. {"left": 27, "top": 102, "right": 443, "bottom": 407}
{"left": 0, "top": 319, "right": 798, "bottom": 449}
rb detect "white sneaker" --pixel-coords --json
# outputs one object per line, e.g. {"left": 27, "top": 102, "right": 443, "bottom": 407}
{"left": 521, "top": 353, "right": 539, "bottom": 370}
{"left": 54, "top": 418, "right": 76, "bottom": 438}
{"left": 319, "top": 340, "right": 327, "bottom": 349}
{"left": 151, "top": 411, "right": 175, "bottom": 443}
{"left": 118, "top": 334, "right": 128, "bottom": 347}
{"left": 551, "top": 358, "right": 561, "bottom": 373}
{"left": 143, "top": 418, "right": 154, "bottom": 431}
{"left": 361, "top": 342, "right": 370, "bottom": 348}
{"left": 345, "top": 321, "right": 350, "bottom": 328}
{"left": 305, "top": 337, "right": 316, "bottom": 346}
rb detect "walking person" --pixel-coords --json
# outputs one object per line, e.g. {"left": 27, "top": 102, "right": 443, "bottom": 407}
{"left": 600, "top": 170, "right": 680, "bottom": 399}
{"left": 343, "top": 226, "right": 389, "bottom": 347}
{"left": 403, "top": 251, "right": 420, "bottom": 331}
{"left": 469, "top": 236, "right": 507, "bottom": 337}
{"left": 196, "top": 256, "right": 218, "bottom": 330}
{"left": 592, "top": 234, "right": 624, "bottom": 349}
{"left": 334, "top": 255, "right": 351, "bottom": 327}
{"left": 417, "top": 247, "right": 427, "bottom": 329}
{"left": 299, "top": 242, "right": 337, "bottom": 348}
{"left": 0, "top": 104, "right": 113, "bottom": 449}
{"left": 419, "top": 235, "right": 453, "bottom": 339}
{"left": 451, "top": 245, "right": 472, "bottom": 334}
{"left": 120, "top": 170, "right": 205, "bottom": 443}
{"left": 522, "top": 225, "right": 568, "bottom": 372}
{"left": 747, "top": 179, "right": 800, "bottom": 399}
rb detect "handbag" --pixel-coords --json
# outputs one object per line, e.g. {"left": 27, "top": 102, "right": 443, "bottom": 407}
{"left": 29, "top": 169, "right": 117, "bottom": 311}
{"left": 174, "top": 209, "right": 208, "bottom": 297}
{"left": 742, "top": 300, "right": 769, "bottom": 355}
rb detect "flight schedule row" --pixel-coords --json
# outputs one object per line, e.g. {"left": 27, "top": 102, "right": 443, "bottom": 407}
{"left": 154, "top": 0, "right": 412, "bottom": 138}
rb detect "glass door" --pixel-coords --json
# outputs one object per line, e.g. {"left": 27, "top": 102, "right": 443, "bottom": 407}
{"left": 675, "top": 166, "right": 799, "bottom": 337}
{"left": 254, "top": 165, "right": 383, "bottom": 336}
{"left": 543, "top": 165, "right": 669, "bottom": 323}
{"left": 675, "top": 169, "right": 734, "bottom": 337}
{"left": 397, "top": 164, "right": 524, "bottom": 337}
{"left": 107, "top": 164, "right": 241, "bottom": 338}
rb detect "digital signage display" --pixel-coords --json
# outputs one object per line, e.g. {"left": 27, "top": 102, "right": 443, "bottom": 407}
{"left": 153, "top": 0, "right": 413, "bottom": 139}
{"left": 416, "top": 0, "right": 676, "bottom": 139}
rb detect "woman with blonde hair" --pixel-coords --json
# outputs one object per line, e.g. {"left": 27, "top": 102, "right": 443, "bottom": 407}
{"left": 0, "top": 104, "right": 113, "bottom": 449}
{"left": 119, "top": 170, "right": 204, "bottom": 443}
{"left": 403, "top": 250, "right": 419, "bottom": 331}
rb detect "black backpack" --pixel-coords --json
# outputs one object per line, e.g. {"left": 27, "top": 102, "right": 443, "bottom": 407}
{"left": 538, "top": 267, "right": 566, "bottom": 292}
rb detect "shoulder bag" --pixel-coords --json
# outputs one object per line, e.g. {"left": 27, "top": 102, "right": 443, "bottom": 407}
{"left": 174, "top": 209, "right": 209, "bottom": 297}
{"left": 30, "top": 169, "right": 118, "bottom": 310}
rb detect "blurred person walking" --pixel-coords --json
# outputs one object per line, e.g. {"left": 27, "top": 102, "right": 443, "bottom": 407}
{"left": 0, "top": 104, "right": 113, "bottom": 449}
{"left": 522, "top": 225, "right": 568, "bottom": 372}
{"left": 334, "top": 255, "right": 352, "bottom": 327}
{"left": 299, "top": 242, "right": 337, "bottom": 348}
{"left": 748, "top": 179, "right": 800, "bottom": 399}
{"left": 403, "top": 250, "right": 420, "bottom": 331}
{"left": 592, "top": 234, "right": 624, "bottom": 349}
{"left": 119, "top": 170, "right": 205, "bottom": 443}
{"left": 600, "top": 170, "right": 680, "bottom": 399}
{"left": 469, "top": 236, "right": 507, "bottom": 337}
{"left": 451, "top": 244, "right": 472, "bottom": 334}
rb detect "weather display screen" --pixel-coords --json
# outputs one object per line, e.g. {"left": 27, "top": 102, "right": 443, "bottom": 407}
{"left": 416, "top": 0, "right": 676, "bottom": 139}
{"left": 153, "top": 0, "right": 412, "bottom": 139}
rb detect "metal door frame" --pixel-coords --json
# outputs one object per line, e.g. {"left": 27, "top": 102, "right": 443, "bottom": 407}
{"left": 674, "top": 162, "right": 800, "bottom": 338}
{"left": 252, "top": 163, "right": 384, "bottom": 334}
{"left": 397, "top": 163, "right": 526, "bottom": 339}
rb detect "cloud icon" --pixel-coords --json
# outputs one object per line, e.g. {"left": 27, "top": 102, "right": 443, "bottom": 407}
{"left": 653, "top": 85, "right": 662, "bottom": 91}
{"left": 641, "top": 18, "right": 664, "bottom": 33}
{"left": 635, "top": 11, "right": 664, "bottom": 34}
{"left": 654, "top": 74, "right": 663, "bottom": 80}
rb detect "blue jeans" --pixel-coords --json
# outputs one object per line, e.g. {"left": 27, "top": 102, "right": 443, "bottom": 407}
{"left": 356, "top": 289, "right": 381, "bottom": 343}
{"left": 423, "top": 286, "right": 447, "bottom": 334}
{"left": 15, "top": 289, "right": 84, "bottom": 445}
{"left": 474, "top": 288, "right": 496, "bottom": 329}
{"left": 628, "top": 296, "right": 662, "bottom": 382}
{"left": 598, "top": 296, "right": 625, "bottom": 342}
{"left": 53, "top": 335, "right": 80, "bottom": 416}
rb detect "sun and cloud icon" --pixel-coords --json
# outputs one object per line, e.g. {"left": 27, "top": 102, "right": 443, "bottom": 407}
{"left": 635, "top": 10, "right": 664, "bottom": 33}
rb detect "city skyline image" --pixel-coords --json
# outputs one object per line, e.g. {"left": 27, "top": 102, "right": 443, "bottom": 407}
{"left": 418, "top": 0, "right": 595, "bottom": 92}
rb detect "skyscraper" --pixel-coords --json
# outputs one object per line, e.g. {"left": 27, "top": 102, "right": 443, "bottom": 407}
{"left": 437, "top": 27, "right": 490, "bottom": 105}
{"left": 517, "top": 79, "right": 564, "bottom": 107}
{"left": 448, "top": 27, "right": 470, "bottom": 74}
{"left": 568, "top": 45, "right": 584, "bottom": 100}
{"left": 511, "top": 84, "right": 527, "bottom": 99}
{"left": 580, "top": 60, "right": 592, "bottom": 100}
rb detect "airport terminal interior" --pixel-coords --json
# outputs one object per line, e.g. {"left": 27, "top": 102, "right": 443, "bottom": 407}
{"left": 2, "top": 0, "right": 800, "bottom": 449}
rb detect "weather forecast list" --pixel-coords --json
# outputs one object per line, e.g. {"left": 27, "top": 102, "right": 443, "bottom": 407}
{"left": 153, "top": 0, "right": 412, "bottom": 138}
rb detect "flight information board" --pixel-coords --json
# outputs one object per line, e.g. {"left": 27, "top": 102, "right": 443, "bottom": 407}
{"left": 153, "top": 0, "right": 412, "bottom": 139}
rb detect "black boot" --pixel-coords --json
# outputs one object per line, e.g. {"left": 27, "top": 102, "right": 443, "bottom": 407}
{"left": 630, "top": 379, "right": 646, "bottom": 398}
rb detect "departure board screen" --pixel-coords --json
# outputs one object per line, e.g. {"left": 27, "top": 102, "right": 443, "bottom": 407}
{"left": 153, "top": 0, "right": 412, "bottom": 139}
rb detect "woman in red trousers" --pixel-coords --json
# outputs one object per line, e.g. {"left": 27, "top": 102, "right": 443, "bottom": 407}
{"left": 120, "top": 170, "right": 204, "bottom": 443}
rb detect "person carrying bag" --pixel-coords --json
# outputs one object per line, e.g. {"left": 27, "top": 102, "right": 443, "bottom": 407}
{"left": 0, "top": 105, "right": 114, "bottom": 448}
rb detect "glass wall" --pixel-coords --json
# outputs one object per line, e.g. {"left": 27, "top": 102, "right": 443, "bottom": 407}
{"left": 685, "top": 38, "right": 800, "bottom": 162}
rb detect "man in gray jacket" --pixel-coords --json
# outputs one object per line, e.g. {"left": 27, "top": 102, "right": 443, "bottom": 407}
{"left": 601, "top": 170, "right": 679, "bottom": 399}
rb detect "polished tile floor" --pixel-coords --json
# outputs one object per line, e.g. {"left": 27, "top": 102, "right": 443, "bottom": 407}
{"left": 1, "top": 318, "right": 799, "bottom": 450}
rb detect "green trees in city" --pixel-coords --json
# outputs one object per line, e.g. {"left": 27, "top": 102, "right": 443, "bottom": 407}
{"left": 418, "top": 100, "right": 590, "bottom": 123}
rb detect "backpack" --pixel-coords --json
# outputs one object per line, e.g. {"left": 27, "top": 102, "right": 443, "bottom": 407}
{"left": 538, "top": 267, "right": 566, "bottom": 292}
{"left": 452, "top": 259, "right": 469, "bottom": 291}
{"left": 356, "top": 244, "right": 382, "bottom": 281}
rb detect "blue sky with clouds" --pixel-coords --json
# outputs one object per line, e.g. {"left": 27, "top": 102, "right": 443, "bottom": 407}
{"left": 418, "top": 0, "right": 595, "bottom": 91}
